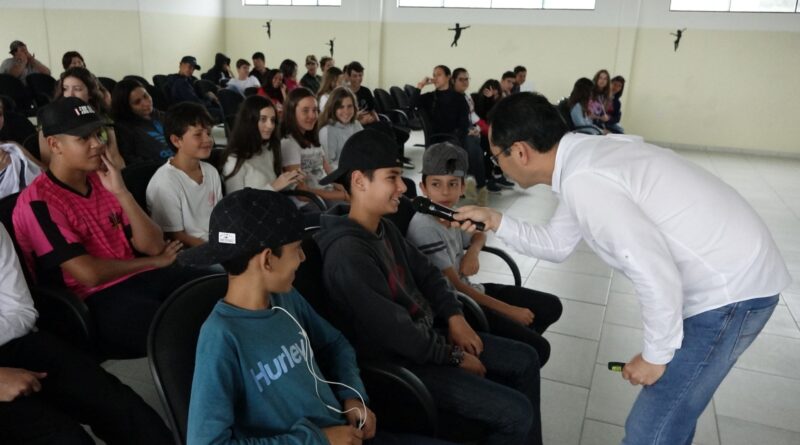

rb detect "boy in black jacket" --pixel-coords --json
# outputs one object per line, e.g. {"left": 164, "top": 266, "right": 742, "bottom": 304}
{"left": 315, "top": 129, "right": 542, "bottom": 445}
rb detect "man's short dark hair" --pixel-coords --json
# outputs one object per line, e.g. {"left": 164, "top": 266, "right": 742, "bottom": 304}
{"left": 164, "top": 102, "right": 214, "bottom": 148}
{"left": 252, "top": 52, "right": 265, "bottom": 61}
{"left": 236, "top": 59, "right": 250, "bottom": 69}
{"left": 501, "top": 71, "right": 515, "bottom": 80}
{"left": 221, "top": 245, "right": 283, "bottom": 276}
{"left": 345, "top": 61, "right": 364, "bottom": 75}
{"left": 342, "top": 169, "right": 375, "bottom": 194}
{"left": 489, "top": 92, "right": 568, "bottom": 154}
{"left": 513, "top": 66, "right": 527, "bottom": 74}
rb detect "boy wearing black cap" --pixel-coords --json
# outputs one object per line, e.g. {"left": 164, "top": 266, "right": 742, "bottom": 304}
{"left": 315, "top": 129, "right": 543, "bottom": 445}
{"left": 12, "top": 97, "right": 210, "bottom": 357}
{"left": 407, "top": 142, "right": 562, "bottom": 366}
{"left": 183, "top": 189, "right": 452, "bottom": 445}
{"left": 165, "top": 55, "right": 223, "bottom": 122}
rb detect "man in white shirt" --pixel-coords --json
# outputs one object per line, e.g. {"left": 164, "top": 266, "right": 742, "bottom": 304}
{"left": 453, "top": 92, "right": 792, "bottom": 445}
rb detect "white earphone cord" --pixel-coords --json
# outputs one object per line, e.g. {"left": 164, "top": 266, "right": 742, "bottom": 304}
{"left": 272, "top": 305, "right": 367, "bottom": 429}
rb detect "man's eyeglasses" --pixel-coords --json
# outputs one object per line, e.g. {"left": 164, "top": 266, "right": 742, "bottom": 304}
{"left": 490, "top": 146, "right": 512, "bottom": 167}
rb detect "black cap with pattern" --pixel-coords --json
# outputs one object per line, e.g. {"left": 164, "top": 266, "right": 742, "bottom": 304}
{"left": 178, "top": 188, "right": 304, "bottom": 267}
{"left": 38, "top": 97, "right": 106, "bottom": 137}
{"left": 319, "top": 128, "right": 402, "bottom": 185}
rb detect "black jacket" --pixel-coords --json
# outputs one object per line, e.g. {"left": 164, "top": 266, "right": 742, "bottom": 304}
{"left": 315, "top": 206, "right": 463, "bottom": 365}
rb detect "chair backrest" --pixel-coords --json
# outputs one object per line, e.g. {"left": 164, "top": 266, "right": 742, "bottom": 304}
{"left": 148, "top": 273, "right": 228, "bottom": 445}
{"left": 123, "top": 75, "right": 151, "bottom": 87}
{"left": 216, "top": 88, "right": 244, "bottom": 119}
{"left": 26, "top": 73, "right": 56, "bottom": 100}
{"left": 152, "top": 74, "right": 168, "bottom": 90}
{"left": 556, "top": 97, "right": 576, "bottom": 130}
{"left": 146, "top": 84, "right": 169, "bottom": 112}
{"left": 390, "top": 86, "right": 410, "bottom": 110}
{"left": 193, "top": 79, "right": 218, "bottom": 97}
{"left": 243, "top": 87, "right": 259, "bottom": 97}
{"left": 97, "top": 76, "right": 117, "bottom": 93}
{"left": 0, "top": 74, "right": 34, "bottom": 114}
{"left": 415, "top": 108, "right": 435, "bottom": 147}
{"left": 403, "top": 84, "right": 419, "bottom": 102}
{"left": 121, "top": 160, "right": 164, "bottom": 212}
{"left": 373, "top": 88, "right": 396, "bottom": 114}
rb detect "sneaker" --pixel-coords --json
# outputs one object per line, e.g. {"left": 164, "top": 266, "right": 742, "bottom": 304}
{"left": 486, "top": 181, "right": 503, "bottom": 194}
{"left": 495, "top": 175, "right": 515, "bottom": 189}
{"left": 477, "top": 187, "right": 489, "bottom": 207}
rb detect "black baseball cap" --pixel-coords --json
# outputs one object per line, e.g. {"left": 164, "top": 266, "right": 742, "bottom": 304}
{"left": 38, "top": 97, "right": 106, "bottom": 137}
{"left": 180, "top": 55, "right": 201, "bottom": 70}
{"left": 178, "top": 189, "right": 304, "bottom": 267}
{"left": 319, "top": 128, "right": 402, "bottom": 185}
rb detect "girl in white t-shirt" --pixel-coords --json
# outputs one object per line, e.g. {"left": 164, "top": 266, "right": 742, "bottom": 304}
{"left": 280, "top": 88, "right": 348, "bottom": 205}
{"left": 220, "top": 95, "right": 303, "bottom": 194}
{"left": 318, "top": 87, "right": 363, "bottom": 169}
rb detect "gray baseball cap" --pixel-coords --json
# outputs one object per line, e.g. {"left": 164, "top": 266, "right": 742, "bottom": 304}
{"left": 421, "top": 142, "right": 468, "bottom": 177}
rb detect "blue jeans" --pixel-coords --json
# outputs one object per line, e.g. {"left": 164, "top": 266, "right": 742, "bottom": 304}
{"left": 623, "top": 294, "right": 779, "bottom": 445}
{"left": 408, "top": 333, "right": 541, "bottom": 445}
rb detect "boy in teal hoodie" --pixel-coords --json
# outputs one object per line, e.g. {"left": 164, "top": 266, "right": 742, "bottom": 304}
{"left": 181, "top": 189, "right": 451, "bottom": 445}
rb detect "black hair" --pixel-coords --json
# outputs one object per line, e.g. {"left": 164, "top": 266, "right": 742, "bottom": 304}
{"left": 111, "top": 78, "right": 147, "bottom": 122}
{"left": 221, "top": 245, "right": 283, "bottom": 276}
{"left": 450, "top": 67, "right": 467, "bottom": 89}
{"left": 164, "top": 102, "right": 214, "bottom": 149}
{"left": 434, "top": 65, "right": 451, "bottom": 77}
{"left": 568, "top": 77, "right": 594, "bottom": 114}
{"left": 252, "top": 52, "right": 265, "bottom": 62}
{"left": 282, "top": 87, "right": 319, "bottom": 148}
{"left": 279, "top": 59, "right": 298, "bottom": 80}
{"left": 501, "top": 71, "right": 515, "bottom": 80}
{"left": 489, "top": 92, "right": 567, "bottom": 154}
{"left": 236, "top": 59, "right": 250, "bottom": 69}
{"left": 611, "top": 75, "right": 626, "bottom": 97}
{"left": 513, "top": 65, "right": 527, "bottom": 74}
{"left": 61, "top": 51, "right": 84, "bottom": 70}
{"left": 221, "top": 95, "right": 281, "bottom": 180}
{"left": 342, "top": 169, "right": 375, "bottom": 195}
{"left": 345, "top": 61, "right": 364, "bottom": 74}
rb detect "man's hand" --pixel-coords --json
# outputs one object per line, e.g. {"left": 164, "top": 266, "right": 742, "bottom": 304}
{"left": 151, "top": 240, "right": 183, "bottom": 268}
{"left": 97, "top": 153, "right": 129, "bottom": 197}
{"left": 343, "top": 399, "right": 376, "bottom": 439}
{"left": 502, "top": 305, "right": 534, "bottom": 327}
{"left": 459, "top": 352, "right": 486, "bottom": 377}
{"left": 451, "top": 205, "right": 503, "bottom": 233}
{"left": 0, "top": 367, "right": 47, "bottom": 402}
{"left": 448, "top": 315, "right": 483, "bottom": 356}
{"left": 322, "top": 425, "right": 363, "bottom": 445}
{"left": 459, "top": 252, "right": 479, "bottom": 277}
{"left": 621, "top": 353, "right": 666, "bottom": 386}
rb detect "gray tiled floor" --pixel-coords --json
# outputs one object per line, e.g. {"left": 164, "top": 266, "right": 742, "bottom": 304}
{"left": 103, "top": 131, "right": 800, "bottom": 444}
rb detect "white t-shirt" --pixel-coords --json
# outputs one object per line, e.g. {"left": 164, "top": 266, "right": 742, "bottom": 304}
{"left": 0, "top": 142, "right": 42, "bottom": 200}
{"left": 226, "top": 76, "right": 261, "bottom": 96}
{"left": 221, "top": 145, "right": 278, "bottom": 194}
{"left": 146, "top": 160, "right": 222, "bottom": 241}
{"left": 280, "top": 136, "right": 330, "bottom": 191}
{"left": 0, "top": 223, "right": 38, "bottom": 346}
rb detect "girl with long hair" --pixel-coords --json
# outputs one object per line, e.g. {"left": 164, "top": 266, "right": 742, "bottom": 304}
{"left": 318, "top": 87, "right": 363, "bottom": 168}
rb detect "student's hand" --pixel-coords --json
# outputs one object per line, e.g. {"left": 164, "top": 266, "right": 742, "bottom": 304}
{"left": 451, "top": 205, "right": 503, "bottom": 233}
{"left": 482, "top": 87, "right": 495, "bottom": 98}
{"left": 459, "top": 253, "right": 479, "bottom": 277}
{"left": 343, "top": 399, "right": 376, "bottom": 439}
{"left": 98, "top": 153, "right": 129, "bottom": 197}
{"left": 322, "top": 425, "right": 363, "bottom": 445}
{"left": 459, "top": 352, "right": 486, "bottom": 377}
{"left": 152, "top": 240, "right": 183, "bottom": 268}
{"left": 600, "top": 114, "right": 609, "bottom": 122}
{"left": 448, "top": 315, "right": 483, "bottom": 356}
{"left": 0, "top": 367, "right": 47, "bottom": 402}
{"left": 621, "top": 353, "right": 666, "bottom": 386}
{"left": 503, "top": 305, "right": 535, "bottom": 327}
{"left": 271, "top": 169, "right": 305, "bottom": 191}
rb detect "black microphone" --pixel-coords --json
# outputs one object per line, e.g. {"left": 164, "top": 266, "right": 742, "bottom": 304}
{"left": 406, "top": 196, "right": 485, "bottom": 231}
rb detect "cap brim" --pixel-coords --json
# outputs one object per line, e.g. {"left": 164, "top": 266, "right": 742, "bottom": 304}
{"left": 177, "top": 241, "right": 244, "bottom": 267}
{"left": 319, "top": 166, "right": 349, "bottom": 186}
{"left": 193, "top": 64, "right": 201, "bottom": 70}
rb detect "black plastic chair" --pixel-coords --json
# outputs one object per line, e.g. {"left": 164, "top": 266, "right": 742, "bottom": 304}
{"left": 97, "top": 76, "right": 117, "bottom": 93}
{"left": 0, "top": 74, "right": 35, "bottom": 116}
{"left": 216, "top": 89, "right": 244, "bottom": 138}
{"left": 415, "top": 108, "right": 460, "bottom": 148}
{"left": 147, "top": 273, "right": 229, "bottom": 445}
{"left": 374, "top": 88, "right": 409, "bottom": 128}
{"left": 26, "top": 72, "right": 56, "bottom": 105}
{"left": 193, "top": 79, "right": 219, "bottom": 98}
{"left": 152, "top": 74, "right": 168, "bottom": 90}
{"left": 121, "top": 160, "right": 164, "bottom": 212}
{"left": 146, "top": 84, "right": 169, "bottom": 112}
{"left": 243, "top": 87, "right": 259, "bottom": 97}
{"left": 390, "top": 86, "right": 422, "bottom": 130}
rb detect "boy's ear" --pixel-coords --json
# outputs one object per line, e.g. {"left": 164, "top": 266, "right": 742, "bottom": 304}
{"left": 169, "top": 134, "right": 182, "bottom": 150}
{"left": 257, "top": 247, "right": 273, "bottom": 271}
{"left": 47, "top": 135, "right": 63, "bottom": 155}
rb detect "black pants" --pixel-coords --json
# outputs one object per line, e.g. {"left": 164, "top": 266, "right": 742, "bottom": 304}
{"left": 0, "top": 331, "right": 172, "bottom": 445}
{"left": 481, "top": 283, "right": 563, "bottom": 367}
{"left": 86, "top": 264, "right": 217, "bottom": 358}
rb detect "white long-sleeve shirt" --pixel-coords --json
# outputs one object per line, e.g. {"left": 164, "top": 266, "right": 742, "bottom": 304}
{"left": 496, "top": 133, "right": 791, "bottom": 364}
{"left": 0, "top": 223, "right": 38, "bottom": 347}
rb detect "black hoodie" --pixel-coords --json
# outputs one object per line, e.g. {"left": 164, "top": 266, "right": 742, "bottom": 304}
{"left": 315, "top": 205, "right": 463, "bottom": 365}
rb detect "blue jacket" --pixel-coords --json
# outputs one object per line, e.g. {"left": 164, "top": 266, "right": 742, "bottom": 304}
{"left": 187, "top": 289, "right": 367, "bottom": 444}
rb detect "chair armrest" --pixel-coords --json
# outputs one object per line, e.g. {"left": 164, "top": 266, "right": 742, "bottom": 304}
{"left": 358, "top": 360, "right": 437, "bottom": 436}
{"left": 455, "top": 292, "right": 489, "bottom": 332}
{"left": 30, "top": 285, "right": 95, "bottom": 353}
{"left": 280, "top": 189, "right": 327, "bottom": 212}
{"left": 481, "top": 246, "right": 522, "bottom": 287}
